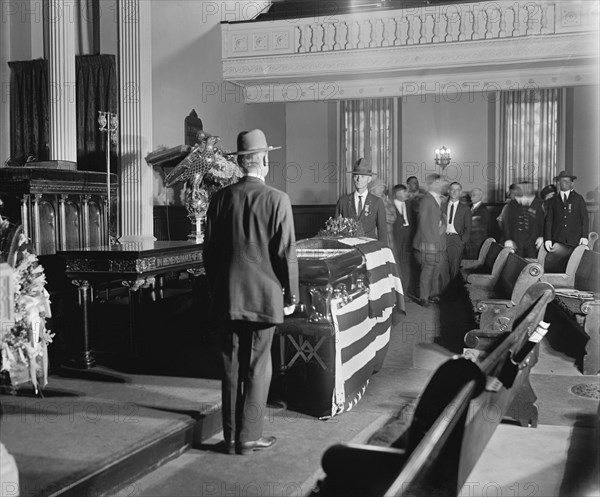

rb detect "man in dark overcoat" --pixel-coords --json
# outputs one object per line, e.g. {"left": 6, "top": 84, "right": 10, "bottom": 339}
{"left": 544, "top": 171, "right": 589, "bottom": 250}
{"left": 204, "top": 129, "right": 299, "bottom": 455}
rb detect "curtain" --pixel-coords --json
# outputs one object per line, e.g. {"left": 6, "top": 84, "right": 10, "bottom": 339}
{"left": 497, "top": 88, "right": 561, "bottom": 201}
{"left": 339, "top": 98, "right": 394, "bottom": 195}
{"left": 76, "top": 54, "right": 118, "bottom": 172}
{"left": 8, "top": 59, "right": 49, "bottom": 163}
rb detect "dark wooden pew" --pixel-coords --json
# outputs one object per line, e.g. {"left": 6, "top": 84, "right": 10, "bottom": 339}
{"left": 311, "top": 285, "right": 555, "bottom": 497}
{"left": 536, "top": 243, "right": 587, "bottom": 287}
{"left": 460, "top": 238, "right": 505, "bottom": 280}
{"left": 464, "top": 281, "right": 555, "bottom": 427}
{"left": 549, "top": 248, "right": 600, "bottom": 375}
{"left": 466, "top": 252, "right": 543, "bottom": 333}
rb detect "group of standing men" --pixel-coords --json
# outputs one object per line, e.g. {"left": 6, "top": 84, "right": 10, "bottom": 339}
{"left": 336, "top": 161, "right": 590, "bottom": 309}
{"left": 335, "top": 162, "right": 475, "bottom": 307}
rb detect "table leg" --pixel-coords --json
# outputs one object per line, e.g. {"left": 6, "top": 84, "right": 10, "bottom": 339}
{"left": 68, "top": 279, "right": 96, "bottom": 369}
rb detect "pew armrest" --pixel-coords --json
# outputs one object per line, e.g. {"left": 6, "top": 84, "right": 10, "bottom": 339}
{"left": 467, "top": 274, "right": 495, "bottom": 288}
{"left": 461, "top": 260, "right": 483, "bottom": 270}
{"left": 541, "top": 273, "right": 572, "bottom": 287}
{"left": 476, "top": 299, "right": 514, "bottom": 313}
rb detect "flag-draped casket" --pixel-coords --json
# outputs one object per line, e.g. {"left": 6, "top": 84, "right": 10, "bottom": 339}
{"left": 276, "top": 237, "right": 404, "bottom": 418}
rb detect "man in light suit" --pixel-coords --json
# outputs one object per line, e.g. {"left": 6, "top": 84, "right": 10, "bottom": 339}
{"left": 412, "top": 174, "right": 448, "bottom": 307}
{"left": 442, "top": 182, "right": 472, "bottom": 283}
{"left": 335, "top": 158, "right": 388, "bottom": 244}
{"left": 204, "top": 129, "right": 299, "bottom": 456}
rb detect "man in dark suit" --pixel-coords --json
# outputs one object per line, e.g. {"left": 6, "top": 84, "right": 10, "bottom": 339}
{"left": 204, "top": 129, "right": 299, "bottom": 456}
{"left": 335, "top": 158, "right": 388, "bottom": 244}
{"left": 392, "top": 184, "right": 415, "bottom": 298}
{"left": 544, "top": 170, "right": 589, "bottom": 250}
{"left": 412, "top": 174, "right": 448, "bottom": 307}
{"left": 465, "top": 188, "right": 490, "bottom": 259}
{"left": 442, "top": 182, "right": 472, "bottom": 283}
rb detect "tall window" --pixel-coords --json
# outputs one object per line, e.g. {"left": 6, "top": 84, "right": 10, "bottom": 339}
{"left": 497, "top": 88, "right": 562, "bottom": 201}
{"left": 339, "top": 98, "right": 395, "bottom": 195}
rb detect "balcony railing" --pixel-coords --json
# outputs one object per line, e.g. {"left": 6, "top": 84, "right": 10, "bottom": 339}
{"left": 221, "top": 1, "right": 599, "bottom": 102}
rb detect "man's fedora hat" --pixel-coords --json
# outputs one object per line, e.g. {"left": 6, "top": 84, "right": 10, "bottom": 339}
{"left": 232, "top": 129, "right": 281, "bottom": 155}
{"left": 554, "top": 170, "right": 577, "bottom": 181}
{"left": 348, "top": 158, "right": 375, "bottom": 176}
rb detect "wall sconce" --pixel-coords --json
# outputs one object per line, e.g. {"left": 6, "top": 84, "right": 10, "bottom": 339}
{"left": 434, "top": 146, "right": 451, "bottom": 168}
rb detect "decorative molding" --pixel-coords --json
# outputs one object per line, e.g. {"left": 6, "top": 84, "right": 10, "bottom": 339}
{"left": 231, "top": 64, "right": 597, "bottom": 103}
{"left": 223, "top": 33, "right": 597, "bottom": 79}
{"left": 221, "top": 1, "right": 598, "bottom": 102}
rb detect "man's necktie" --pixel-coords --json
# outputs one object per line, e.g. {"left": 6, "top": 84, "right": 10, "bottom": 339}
{"left": 358, "top": 196, "right": 363, "bottom": 216}
{"left": 449, "top": 203, "right": 455, "bottom": 225}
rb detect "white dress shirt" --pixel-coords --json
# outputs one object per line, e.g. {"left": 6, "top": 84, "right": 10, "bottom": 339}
{"left": 560, "top": 189, "right": 572, "bottom": 202}
{"left": 354, "top": 191, "right": 367, "bottom": 214}
{"left": 446, "top": 199, "right": 459, "bottom": 234}
{"left": 394, "top": 200, "right": 409, "bottom": 226}
{"left": 245, "top": 172, "right": 265, "bottom": 182}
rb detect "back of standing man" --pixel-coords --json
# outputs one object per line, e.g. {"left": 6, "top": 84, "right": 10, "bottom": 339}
{"left": 203, "top": 129, "right": 299, "bottom": 456}
{"left": 412, "top": 174, "right": 448, "bottom": 307}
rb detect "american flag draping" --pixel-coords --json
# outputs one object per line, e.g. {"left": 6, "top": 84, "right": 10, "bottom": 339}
{"left": 277, "top": 238, "right": 405, "bottom": 419}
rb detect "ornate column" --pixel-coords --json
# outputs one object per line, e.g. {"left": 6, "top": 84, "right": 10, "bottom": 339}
{"left": 46, "top": 0, "right": 78, "bottom": 161}
{"left": 118, "top": 0, "right": 155, "bottom": 242}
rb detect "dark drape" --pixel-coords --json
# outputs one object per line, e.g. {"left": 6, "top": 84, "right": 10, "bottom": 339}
{"left": 8, "top": 59, "right": 49, "bottom": 163}
{"left": 76, "top": 54, "right": 118, "bottom": 172}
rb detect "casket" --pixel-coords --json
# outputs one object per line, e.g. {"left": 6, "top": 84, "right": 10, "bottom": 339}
{"left": 275, "top": 237, "right": 403, "bottom": 418}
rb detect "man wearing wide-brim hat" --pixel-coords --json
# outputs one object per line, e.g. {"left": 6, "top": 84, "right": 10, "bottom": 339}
{"left": 544, "top": 170, "right": 589, "bottom": 250}
{"left": 334, "top": 158, "right": 388, "bottom": 244}
{"left": 203, "top": 129, "right": 299, "bottom": 456}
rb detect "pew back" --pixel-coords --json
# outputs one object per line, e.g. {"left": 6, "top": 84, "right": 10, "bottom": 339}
{"left": 497, "top": 253, "right": 528, "bottom": 298}
{"left": 539, "top": 243, "right": 573, "bottom": 274}
{"left": 574, "top": 249, "right": 600, "bottom": 293}
{"left": 483, "top": 241, "right": 503, "bottom": 273}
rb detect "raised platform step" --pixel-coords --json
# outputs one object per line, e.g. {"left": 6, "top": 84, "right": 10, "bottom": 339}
{"left": 0, "top": 367, "right": 222, "bottom": 497}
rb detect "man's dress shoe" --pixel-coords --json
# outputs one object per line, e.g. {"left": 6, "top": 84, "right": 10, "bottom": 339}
{"left": 428, "top": 296, "right": 441, "bottom": 304}
{"left": 417, "top": 298, "right": 430, "bottom": 308}
{"left": 225, "top": 440, "right": 235, "bottom": 455}
{"left": 236, "top": 436, "right": 277, "bottom": 455}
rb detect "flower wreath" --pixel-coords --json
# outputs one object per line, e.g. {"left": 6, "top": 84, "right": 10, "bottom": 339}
{"left": 0, "top": 212, "right": 53, "bottom": 393}
{"left": 318, "top": 216, "right": 365, "bottom": 238}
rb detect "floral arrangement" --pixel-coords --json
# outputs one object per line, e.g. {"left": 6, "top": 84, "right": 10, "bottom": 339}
{"left": 318, "top": 216, "right": 365, "bottom": 238}
{"left": 0, "top": 210, "right": 53, "bottom": 393}
{"left": 163, "top": 131, "right": 243, "bottom": 222}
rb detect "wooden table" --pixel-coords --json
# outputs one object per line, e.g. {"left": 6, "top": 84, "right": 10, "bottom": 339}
{"left": 57, "top": 241, "right": 203, "bottom": 369}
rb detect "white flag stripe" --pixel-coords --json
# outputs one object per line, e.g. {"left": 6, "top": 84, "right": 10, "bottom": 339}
{"left": 369, "top": 275, "right": 403, "bottom": 300}
{"left": 333, "top": 293, "right": 369, "bottom": 316}
{"left": 337, "top": 307, "right": 392, "bottom": 349}
{"left": 342, "top": 327, "right": 391, "bottom": 379}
